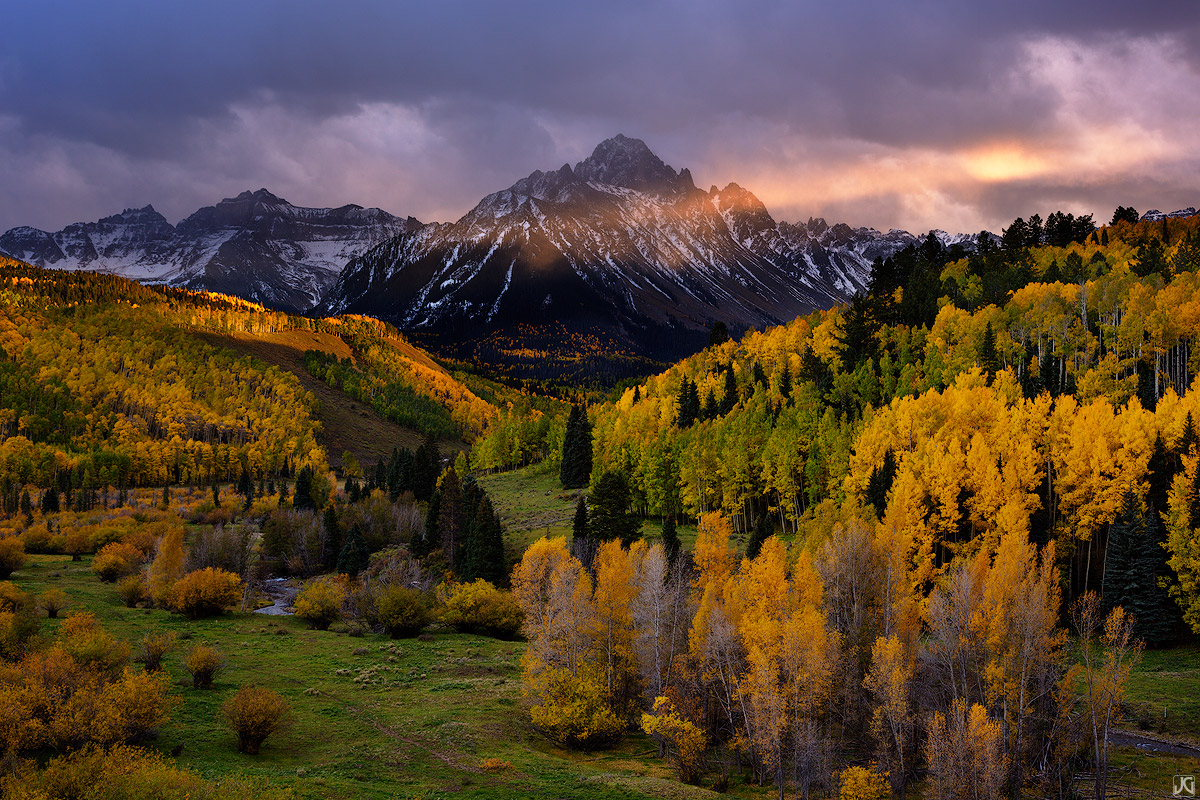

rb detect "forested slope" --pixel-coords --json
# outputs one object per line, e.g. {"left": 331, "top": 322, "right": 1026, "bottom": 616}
{"left": 583, "top": 212, "right": 1200, "bottom": 629}
{"left": 0, "top": 257, "right": 514, "bottom": 501}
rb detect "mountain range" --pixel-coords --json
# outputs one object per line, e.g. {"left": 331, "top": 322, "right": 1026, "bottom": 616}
{"left": 318, "top": 135, "right": 983, "bottom": 376}
{"left": 0, "top": 190, "right": 419, "bottom": 312}
{"left": 2, "top": 136, "right": 995, "bottom": 376}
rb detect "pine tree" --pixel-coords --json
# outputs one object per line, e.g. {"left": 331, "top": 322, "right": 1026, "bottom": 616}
{"left": 464, "top": 494, "right": 506, "bottom": 585}
{"left": 572, "top": 495, "right": 589, "bottom": 543}
{"left": 19, "top": 490, "right": 32, "bottom": 523}
{"left": 979, "top": 322, "right": 999, "bottom": 376}
{"left": 708, "top": 320, "right": 729, "bottom": 347}
{"left": 778, "top": 364, "right": 792, "bottom": 400}
{"left": 720, "top": 366, "right": 738, "bottom": 415}
{"left": 293, "top": 466, "right": 315, "bottom": 511}
{"left": 212, "top": 478, "right": 221, "bottom": 509}
{"left": 1103, "top": 492, "right": 1176, "bottom": 646}
{"left": 745, "top": 512, "right": 772, "bottom": 560}
{"left": 436, "top": 468, "right": 465, "bottom": 572}
{"left": 335, "top": 524, "right": 369, "bottom": 577}
{"left": 589, "top": 471, "right": 640, "bottom": 546}
{"left": 1181, "top": 413, "right": 1198, "bottom": 460}
{"left": 1146, "top": 433, "right": 1173, "bottom": 515}
{"left": 412, "top": 437, "right": 440, "bottom": 501}
{"left": 416, "top": 489, "right": 440, "bottom": 559}
{"left": 560, "top": 405, "right": 592, "bottom": 489}
{"left": 660, "top": 515, "right": 681, "bottom": 564}
{"left": 632, "top": 385, "right": 641, "bottom": 404}
{"left": 752, "top": 361, "right": 768, "bottom": 388}
{"left": 322, "top": 506, "right": 342, "bottom": 570}
{"left": 676, "top": 379, "right": 699, "bottom": 428}
{"left": 40, "top": 488, "right": 59, "bottom": 514}
{"left": 866, "top": 449, "right": 898, "bottom": 519}
{"left": 702, "top": 387, "right": 718, "bottom": 421}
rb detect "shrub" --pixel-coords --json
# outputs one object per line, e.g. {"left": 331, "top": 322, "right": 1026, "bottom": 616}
{"left": 39, "top": 587, "right": 69, "bottom": 618}
{"left": 640, "top": 696, "right": 708, "bottom": 783}
{"left": 481, "top": 757, "right": 513, "bottom": 772}
{"left": 0, "top": 581, "right": 33, "bottom": 613}
{"left": 837, "top": 766, "right": 890, "bottom": 800}
{"left": 0, "top": 536, "right": 27, "bottom": 579}
{"left": 137, "top": 631, "right": 176, "bottom": 672}
{"left": 0, "top": 617, "right": 174, "bottom": 755}
{"left": 0, "top": 743, "right": 288, "bottom": 799}
{"left": 184, "top": 644, "right": 223, "bottom": 689}
{"left": 222, "top": 685, "right": 293, "bottom": 754}
{"left": 293, "top": 575, "right": 346, "bottom": 630}
{"left": 115, "top": 575, "right": 147, "bottom": 608}
{"left": 439, "top": 579, "right": 524, "bottom": 639}
{"left": 63, "top": 527, "right": 91, "bottom": 561}
{"left": 168, "top": 568, "right": 243, "bottom": 618}
{"left": 92, "top": 541, "right": 142, "bottom": 582}
{"left": 527, "top": 664, "right": 626, "bottom": 750}
{"left": 376, "top": 585, "right": 433, "bottom": 638}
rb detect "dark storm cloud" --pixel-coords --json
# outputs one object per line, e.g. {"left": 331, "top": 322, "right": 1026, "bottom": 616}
{"left": 2, "top": 1, "right": 1198, "bottom": 233}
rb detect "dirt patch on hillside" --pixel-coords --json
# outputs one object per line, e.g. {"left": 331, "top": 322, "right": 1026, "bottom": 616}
{"left": 192, "top": 329, "right": 465, "bottom": 468}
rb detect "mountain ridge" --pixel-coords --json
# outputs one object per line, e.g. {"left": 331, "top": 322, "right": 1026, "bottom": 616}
{"left": 0, "top": 189, "right": 419, "bottom": 312}
{"left": 318, "top": 135, "right": 990, "bottom": 378}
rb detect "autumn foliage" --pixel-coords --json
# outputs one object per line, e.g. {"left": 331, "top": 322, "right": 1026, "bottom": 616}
{"left": 223, "top": 685, "right": 293, "bottom": 754}
{"left": 0, "top": 613, "right": 175, "bottom": 755}
{"left": 168, "top": 567, "right": 243, "bottom": 618}
{"left": 293, "top": 575, "right": 347, "bottom": 630}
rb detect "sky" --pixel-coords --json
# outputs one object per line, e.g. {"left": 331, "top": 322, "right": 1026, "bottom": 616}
{"left": 3, "top": 1, "right": 1199, "bottom": 235}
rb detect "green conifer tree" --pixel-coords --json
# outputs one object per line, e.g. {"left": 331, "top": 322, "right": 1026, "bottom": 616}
{"left": 660, "top": 514, "right": 681, "bottom": 565}
{"left": 335, "top": 524, "right": 369, "bottom": 577}
{"left": 745, "top": 512, "right": 772, "bottom": 561}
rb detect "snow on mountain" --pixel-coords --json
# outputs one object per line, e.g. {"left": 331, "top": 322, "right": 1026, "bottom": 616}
{"left": 1141, "top": 207, "right": 1199, "bottom": 222}
{"left": 320, "top": 135, "right": 986, "bottom": 370}
{"left": 0, "top": 189, "right": 418, "bottom": 312}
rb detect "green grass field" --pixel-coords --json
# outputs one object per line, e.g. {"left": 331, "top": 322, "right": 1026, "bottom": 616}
{"left": 11, "top": 553, "right": 735, "bottom": 800}
{"left": 479, "top": 463, "right": 699, "bottom": 561}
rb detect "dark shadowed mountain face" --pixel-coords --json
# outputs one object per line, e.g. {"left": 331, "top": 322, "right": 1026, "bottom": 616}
{"left": 319, "top": 135, "right": 980, "bottom": 379}
{"left": 0, "top": 189, "right": 419, "bottom": 312}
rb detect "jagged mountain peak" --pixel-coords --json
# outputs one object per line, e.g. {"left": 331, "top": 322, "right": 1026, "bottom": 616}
{"left": 228, "top": 188, "right": 289, "bottom": 206}
{"left": 0, "top": 190, "right": 412, "bottom": 314}
{"left": 97, "top": 205, "right": 172, "bottom": 228}
{"left": 573, "top": 135, "right": 694, "bottom": 195}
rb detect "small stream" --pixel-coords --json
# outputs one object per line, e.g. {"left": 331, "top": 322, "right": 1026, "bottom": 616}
{"left": 253, "top": 578, "right": 299, "bottom": 615}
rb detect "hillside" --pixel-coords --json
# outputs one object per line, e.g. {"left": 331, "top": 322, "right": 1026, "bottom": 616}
{"left": 571, "top": 212, "right": 1200, "bottom": 627}
{"left": 0, "top": 257, "right": 509, "bottom": 491}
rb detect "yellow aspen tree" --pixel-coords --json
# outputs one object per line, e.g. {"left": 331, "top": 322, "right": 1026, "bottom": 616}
{"left": 863, "top": 634, "right": 915, "bottom": 796}
{"left": 146, "top": 527, "right": 186, "bottom": 608}
{"left": 1072, "top": 594, "right": 1143, "bottom": 800}
{"left": 592, "top": 539, "right": 637, "bottom": 706}
{"left": 925, "top": 699, "right": 1007, "bottom": 800}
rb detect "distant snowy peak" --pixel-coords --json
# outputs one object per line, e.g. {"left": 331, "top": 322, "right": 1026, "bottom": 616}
{"left": 0, "top": 191, "right": 418, "bottom": 312}
{"left": 1141, "top": 207, "right": 1198, "bottom": 222}
{"left": 318, "top": 135, "right": 987, "bottom": 373}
